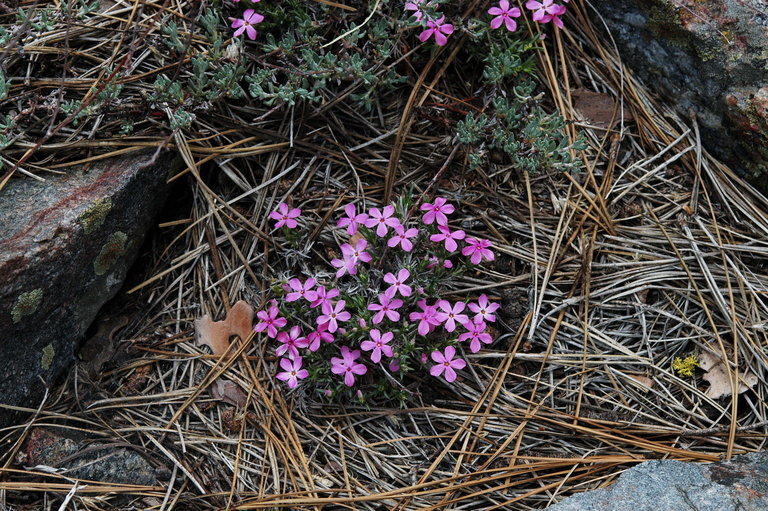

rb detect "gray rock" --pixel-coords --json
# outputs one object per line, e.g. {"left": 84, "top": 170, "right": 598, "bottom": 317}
{"left": 588, "top": 0, "right": 768, "bottom": 190}
{"left": 23, "top": 428, "right": 159, "bottom": 486}
{"left": 0, "top": 149, "right": 179, "bottom": 426}
{"left": 548, "top": 452, "right": 768, "bottom": 510}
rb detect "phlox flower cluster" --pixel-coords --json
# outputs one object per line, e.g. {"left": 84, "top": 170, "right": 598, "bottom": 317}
{"left": 404, "top": 0, "right": 570, "bottom": 47}
{"left": 255, "top": 195, "right": 501, "bottom": 402}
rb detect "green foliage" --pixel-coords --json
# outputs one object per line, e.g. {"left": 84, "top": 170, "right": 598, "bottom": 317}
{"left": 457, "top": 39, "right": 585, "bottom": 173}
{"left": 0, "top": 70, "right": 9, "bottom": 102}
{"left": 243, "top": 1, "right": 407, "bottom": 111}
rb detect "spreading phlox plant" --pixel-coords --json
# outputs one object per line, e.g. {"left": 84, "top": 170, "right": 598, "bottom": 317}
{"left": 257, "top": 195, "right": 501, "bottom": 404}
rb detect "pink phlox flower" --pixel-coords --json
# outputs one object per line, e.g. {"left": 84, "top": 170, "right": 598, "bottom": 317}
{"left": 526, "top": 0, "right": 567, "bottom": 27}
{"left": 387, "top": 224, "right": 419, "bottom": 252}
{"left": 429, "top": 345, "right": 466, "bottom": 382}
{"left": 405, "top": 0, "right": 434, "bottom": 22}
{"left": 488, "top": 0, "right": 522, "bottom": 31}
{"left": 430, "top": 225, "right": 466, "bottom": 252}
{"left": 275, "top": 356, "right": 308, "bottom": 389}
{"left": 364, "top": 205, "right": 401, "bottom": 237}
{"left": 317, "top": 300, "right": 351, "bottom": 333}
{"left": 462, "top": 237, "right": 495, "bottom": 264}
{"left": 383, "top": 268, "right": 412, "bottom": 298}
{"left": 337, "top": 203, "right": 369, "bottom": 235}
{"left": 388, "top": 358, "right": 401, "bottom": 372}
{"left": 468, "top": 294, "right": 501, "bottom": 323}
{"left": 269, "top": 202, "right": 301, "bottom": 229}
{"left": 230, "top": 9, "right": 265, "bottom": 40}
{"left": 331, "top": 239, "right": 372, "bottom": 277}
{"left": 418, "top": 16, "right": 454, "bottom": 46}
{"left": 285, "top": 277, "right": 318, "bottom": 302}
{"left": 435, "top": 300, "right": 469, "bottom": 332}
{"left": 368, "top": 294, "right": 403, "bottom": 324}
{"left": 458, "top": 320, "right": 493, "bottom": 353}
{"left": 254, "top": 305, "right": 287, "bottom": 338}
{"left": 360, "top": 329, "right": 395, "bottom": 363}
{"left": 275, "top": 325, "right": 308, "bottom": 358}
{"left": 330, "top": 346, "right": 368, "bottom": 386}
{"left": 306, "top": 323, "right": 335, "bottom": 352}
{"left": 310, "top": 286, "right": 340, "bottom": 309}
{"left": 408, "top": 299, "right": 441, "bottom": 336}
{"left": 420, "top": 197, "right": 455, "bottom": 225}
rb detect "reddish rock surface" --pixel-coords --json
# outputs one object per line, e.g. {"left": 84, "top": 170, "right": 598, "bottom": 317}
{"left": 0, "top": 149, "right": 177, "bottom": 426}
{"left": 591, "top": 0, "right": 768, "bottom": 189}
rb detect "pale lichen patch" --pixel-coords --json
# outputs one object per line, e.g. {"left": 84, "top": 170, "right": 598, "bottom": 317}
{"left": 41, "top": 343, "right": 55, "bottom": 370}
{"left": 11, "top": 288, "right": 43, "bottom": 323}
{"left": 80, "top": 197, "right": 113, "bottom": 234}
{"left": 94, "top": 231, "right": 127, "bottom": 276}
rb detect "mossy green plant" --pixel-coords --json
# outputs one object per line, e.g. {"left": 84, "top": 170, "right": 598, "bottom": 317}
{"left": 12, "top": 288, "right": 43, "bottom": 323}
{"left": 94, "top": 231, "right": 127, "bottom": 275}
{"left": 80, "top": 197, "right": 113, "bottom": 234}
{"left": 672, "top": 354, "right": 699, "bottom": 377}
{"left": 41, "top": 343, "right": 55, "bottom": 370}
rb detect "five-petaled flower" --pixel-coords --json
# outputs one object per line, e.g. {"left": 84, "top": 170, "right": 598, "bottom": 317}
{"left": 331, "top": 239, "right": 372, "bottom": 277}
{"left": 306, "top": 322, "right": 335, "bottom": 352}
{"left": 317, "top": 300, "right": 351, "bottom": 333}
{"left": 388, "top": 224, "right": 419, "bottom": 252}
{"left": 468, "top": 294, "right": 500, "bottom": 323}
{"left": 525, "top": 0, "right": 568, "bottom": 28}
{"left": 418, "top": 16, "right": 454, "bottom": 46}
{"left": 430, "top": 345, "right": 466, "bottom": 382}
{"left": 275, "top": 325, "right": 308, "bottom": 358}
{"left": 383, "top": 268, "right": 412, "bottom": 298}
{"left": 254, "top": 305, "right": 287, "bottom": 338}
{"left": 276, "top": 356, "right": 308, "bottom": 389}
{"left": 420, "top": 197, "right": 455, "bottom": 225}
{"left": 488, "top": 0, "right": 522, "bottom": 31}
{"left": 365, "top": 205, "right": 401, "bottom": 237}
{"left": 360, "top": 329, "right": 395, "bottom": 363}
{"left": 409, "top": 299, "right": 441, "bottom": 336}
{"left": 458, "top": 320, "right": 493, "bottom": 353}
{"left": 285, "top": 278, "right": 318, "bottom": 303}
{"left": 368, "top": 294, "right": 403, "bottom": 324}
{"left": 462, "top": 237, "right": 495, "bottom": 264}
{"left": 310, "top": 286, "right": 340, "bottom": 310}
{"left": 430, "top": 225, "right": 466, "bottom": 252}
{"left": 405, "top": 0, "right": 433, "bottom": 22}
{"left": 331, "top": 346, "right": 368, "bottom": 386}
{"left": 231, "top": 9, "right": 264, "bottom": 40}
{"left": 337, "top": 203, "right": 369, "bottom": 235}
{"left": 269, "top": 202, "right": 301, "bottom": 229}
{"left": 435, "top": 300, "right": 469, "bottom": 332}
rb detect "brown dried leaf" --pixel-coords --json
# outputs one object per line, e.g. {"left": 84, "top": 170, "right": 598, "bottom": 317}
{"left": 572, "top": 88, "right": 634, "bottom": 128}
{"left": 195, "top": 300, "right": 254, "bottom": 357}
{"left": 699, "top": 350, "right": 758, "bottom": 400}
{"left": 626, "top": 373, "right": 655, "bottom": 391}
{"left": 212, "top": 379, "right": 248, "bottom": 408}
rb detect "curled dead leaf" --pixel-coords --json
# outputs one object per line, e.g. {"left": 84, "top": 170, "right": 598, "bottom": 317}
{"left": 572, "top": 88, "right": 634, "bottom": 129}
{"left": 699, "top": 350, "right": 757, "bottom": 400}
{"left": 212, "top": 379, "right": 248, "bottom": 408}
{"left": 195, "top": 300, "right": 254, "bottom": 357}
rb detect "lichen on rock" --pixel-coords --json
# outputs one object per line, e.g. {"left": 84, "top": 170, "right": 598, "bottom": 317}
{"left": 94, "top": 231, "right": 127, "bottom": 276}
{"left": 11, "top": 288, "right": 43, "bottom": 323}
{"left": 80, "top": 197, "right": 113, "bottom": 234}
{"left": 41, "top": 343, "right": 55, "bottom": 370}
